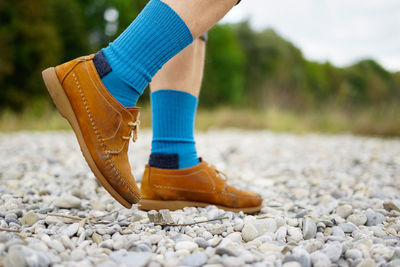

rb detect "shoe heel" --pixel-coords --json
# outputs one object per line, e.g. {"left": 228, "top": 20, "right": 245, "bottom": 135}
{"left": 42, "top": 67, "right": 75, "bottom": 121}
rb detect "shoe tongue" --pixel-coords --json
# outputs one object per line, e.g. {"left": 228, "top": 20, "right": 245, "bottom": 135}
{"left": 126, "top": 107, "right": 140, "bottom": 120}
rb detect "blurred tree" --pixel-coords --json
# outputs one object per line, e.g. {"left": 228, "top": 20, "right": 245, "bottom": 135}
{"left": 0, "top": 0, "right": 399, "bottom": 117}
{"left": 0, "top": 0, "right": 61, "bottom": 110}
{"left": 202, "top": 24, "right": 245, "bottom": 106}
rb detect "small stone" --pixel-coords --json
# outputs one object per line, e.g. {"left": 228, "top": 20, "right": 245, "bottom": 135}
{"left": 50, "top": 239, "right": 65, "bottom": 253}
{"left": 383, "top": 201, "right": 400, "bottom": 212}
{"left": 332, "top": 226, "right": 345, "bottom": 237}
{"left": 45, "top": 216, "right": 61, "bottom": 225}
{"left": 241, "top": 223, "right": 259, "bottom": 242}
{"left": 288, "top": 226, "right": 303, "bottom": 242}
{"left": 19, "top": 212, "right": 40, "bottom": 226}
{"left": 365, "top": 211, "right": 386, "bottom": 226}
{"left": 99, "top": 239, "right": 114, "bottom": 249}
{"left": 322, "top": 241, "right": 342, "bottom": 262}
{"left": 339, "top": 222, "right": 357, "bottom": 233}
{"left": 147, "top": 210, "right": 162, "bottom": 224}
{"left": 194, "top": 237, "right": 209, "bottom": 248}
{"left": 258, "top": 243, "right": 284, "bottom": 253}
{"left": 179, "top": 252, "right": 208, "bottom": 267}
{"left": 215, "top": 247, "right": 237, "bottom": 257}
{"left": 222, "top": 256, "right": 244, "bottom": 267}
{"left": 5, "top": 218, "right": 19, "bottom": 224}
{"left": 53, "top": 194, "right": 81, "bottom": 209}
{"left": 4, "top": 245, "right": 51, "bottom": 267}
{"left": 62, "top": 223, "right": 79, "bottom": 237}
{"left": 159, "top": 209, "right": 173, "bottom": 224}
{"left": 226, "top": 232, "right": 242, "bottom": 243}
{"left": 92, "top": 232, "right": 102, "bottom": 245}
{"left": 310, "top": 251, "right": 331, "bottom": 267}
{"left": 296, "top": 210, "right": 307, "bottom": 218}
{"left": 282, "top": 262, "right": 301, "bottom": 267}
{"left": 109, "top": 251, "right": 152, "bottom": 267}
{"left": 70, "top": 249, "right": 86, "bottom": 261}
{"left": 356, "top": 259, "right": 376, "bottom": 267}
{"left": 371, "top": 226, "right": 387, "bottom": 238}
{"left": 347, "top": 213, "right": 367, "bottom": 226}
{"left": 275, "top": 226, "right": 287, "bottom": 242}
{"left": 302, "top": 218, "right": 317, "bottom": 240}
{"left": 175, "top": 241, "right": 198, "bottom": 252}
{"left": 336, "top": 204, "right": 353, "bottom": 218}
{"left": 60, "top": 235, "right": 74, "bottom": 250}
{"left": 345, "top": 249, "right": 363, "bottom": 260}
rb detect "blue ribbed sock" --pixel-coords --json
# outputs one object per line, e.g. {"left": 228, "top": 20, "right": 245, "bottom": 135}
{"left": 99, "top": 0, "right": 193, "bottom": 107}
{"left": 149, "top": 90, "right": 200, "bottom": 169}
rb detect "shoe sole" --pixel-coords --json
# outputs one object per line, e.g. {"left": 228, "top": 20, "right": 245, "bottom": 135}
{"left": 42, "top": 67, "right": 137, "bottom": 208}
{"left": 139, "top": 199, "right": 262, "bottom": 214}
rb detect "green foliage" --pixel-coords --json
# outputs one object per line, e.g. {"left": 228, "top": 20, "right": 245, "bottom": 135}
{"left": 1, "top": 0, "right": 399, "bottom": 127}
{"left": 202, "top": 24, "right": 245, "bottom": 106}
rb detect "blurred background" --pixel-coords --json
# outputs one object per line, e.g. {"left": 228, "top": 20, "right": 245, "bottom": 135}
{"left": 0, "top": 0, "right": 399, "bottom": 136}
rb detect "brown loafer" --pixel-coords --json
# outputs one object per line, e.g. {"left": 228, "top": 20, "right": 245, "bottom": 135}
{"left": 139, "top": 159, "right": 262, "bottom": 213}
{"left": 42, "top": 54, "right": 141, "bottom": 208}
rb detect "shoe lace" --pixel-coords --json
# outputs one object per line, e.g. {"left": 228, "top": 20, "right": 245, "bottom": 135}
{"left": 122, "top": 119, "right": 140, "bottom": 142}
{"left": 209, "top": 163, "right": 228, "bottom": 181}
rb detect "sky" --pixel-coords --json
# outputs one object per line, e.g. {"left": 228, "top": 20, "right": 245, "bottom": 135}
{"left": 221, "top": 0, "right": 400, "bottom": 72}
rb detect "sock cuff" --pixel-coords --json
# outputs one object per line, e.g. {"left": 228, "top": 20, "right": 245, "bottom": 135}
{"left": 149, "top": 153, "right": 179, "bottom": 169}
{"left": 146, "top": 0, "right": 194, "bottom": 51}
{"left": 102, "top": 0, "right": 193, "bottom": 93}
{"left": 151, "top": 90, "right": 198, "bottom": 109}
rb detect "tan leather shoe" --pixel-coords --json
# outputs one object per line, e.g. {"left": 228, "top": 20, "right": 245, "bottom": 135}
{"left": 139, "top": 159, "right": 262, "bottom": 213}
{"left": 42, "top": 54, "right": 141, "bottom": 208}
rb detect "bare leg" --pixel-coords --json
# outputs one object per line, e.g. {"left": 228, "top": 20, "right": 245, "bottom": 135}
{"left": 150, "top": 37, "right": 206, "bottom": 97}
{"left": 162, "top": 0, "right": 238, "bottom": 38}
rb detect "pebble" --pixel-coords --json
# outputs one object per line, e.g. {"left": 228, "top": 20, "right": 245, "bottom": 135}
{"left": 345, "top": 249, "right": 363, "bottom": 260}
{"left": 109, "top": 251, "right": 152, "bottom": 267}
{"left": 53, "top": 194, "right": 81, "bottom": 209}
{"left": 4, "top": 245, "right": 51, "bottom": 267}
{"left": 241, "top": 223, "right": 259, "bottom": 242}
{"left": 70, "top": 249, "right": 86, "bottom": 261}
{"left": 180, "top": 252, "right": 208, "bottom": 267}
{"left": 356, "top": 259, "right": 376, "bottom": 267}
{"left": 215, "top": 247, "right": 237, "bottom": 257}
{"left": 336, "top": 204, "right": 353, "bottom": 218}
{"left": 332, "top": 226, "right": 345, "bottom": 237}
{"left": 383, "top": 201, "right": 400, "bottom": 212}
{"left": 19, "top": 212, "right": 40, "bottom": 226}
{"left": 175, "top": 241, "right": 198, "bottom": 252}
{"left": 62, "top": 223, "right": 79, "bottom": 237}
{"left": 310, "top": 251, "right": 331, "bottom": 267}
{"left": 288, "top": 226, "right": 303, "bottom": 242}
{"left": 302, "top": 217, "right": 317, "bottom": 240}
{"left": 347, "top": 213, "right": 367, "bottom": 226}
{"left": 339, "top": 222, "right": 358, "bottom": 233}
{"left": 365, "top": 211, "right": 386, "bottom": 226}
{"left": 194, "top": 237, "right": 210, "bottom": 248}
{"left": 0, "top": 131, "right": 398, "bottom": 266}
{"left": 322, "top": 241, "right": 342, "bottom": 262}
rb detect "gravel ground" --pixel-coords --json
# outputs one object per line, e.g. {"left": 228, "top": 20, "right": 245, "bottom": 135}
{"left": 0, "top": 130, "right": 399, "bottom": 267}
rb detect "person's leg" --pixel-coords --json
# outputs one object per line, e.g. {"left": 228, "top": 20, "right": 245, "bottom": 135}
{"left": 100, "top": 0, "right": 237, "bottom": 107}
{"left": 140, "top": 33, "right": 262, "bottom": 213}
{"left": 42, "top": 0, "right": 238, "bottom": 208}
{"left": 148, "top": 36, "right": 206, "bottom": 169}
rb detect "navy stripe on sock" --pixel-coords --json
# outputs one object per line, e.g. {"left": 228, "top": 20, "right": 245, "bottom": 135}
{"left": 93, "top": 51, "right": 112, "bottom": 78}
{"left": 149, "top": 154, "right": 179, "bottom": 169}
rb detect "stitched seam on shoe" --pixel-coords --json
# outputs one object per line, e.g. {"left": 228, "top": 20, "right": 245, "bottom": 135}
{"left": 72, "top": 72, "right": 137, "bottom": 198}
{"left": 86, "top": 62, "right": 132, "bottom": 141}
